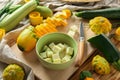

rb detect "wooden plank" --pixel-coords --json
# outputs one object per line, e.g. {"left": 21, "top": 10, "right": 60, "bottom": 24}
{"left": 69, "top": 36, "right": 120, "bottom": 80}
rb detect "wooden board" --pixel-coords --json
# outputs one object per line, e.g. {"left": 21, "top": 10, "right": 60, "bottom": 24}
{"left": 69, "top": 34, "right": 120, "bottom": 80}
{"left": 5, "top": 16, "right": 96, "bottom": 80}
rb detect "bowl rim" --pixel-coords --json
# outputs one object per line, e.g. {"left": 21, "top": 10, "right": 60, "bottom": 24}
{"left": 36, "top": 32, "right": 78, "bottom": 65}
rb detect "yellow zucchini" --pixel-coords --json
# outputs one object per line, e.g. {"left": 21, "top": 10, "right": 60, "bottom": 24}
{"left": 29, "top": 11, "right": 43, "bottom": 26}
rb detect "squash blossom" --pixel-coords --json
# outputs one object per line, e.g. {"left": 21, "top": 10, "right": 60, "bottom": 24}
{"left": 89, "top": 16, "right": 112, "bottom": 35}
{"left": 0, "top": 29, "right": 5, "bottom": 40}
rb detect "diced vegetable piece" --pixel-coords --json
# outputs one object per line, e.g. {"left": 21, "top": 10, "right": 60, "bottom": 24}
{"left": 64, "top": 44, "right": 69, "bottom": 47}
{"left": 49, "top": 42, "right": 55, "bottom": 50}
{"left": 41, "top": 42, "right": 74, "bottom": 64}
{"left": 67, "top": 25, "right": 78, "bottom": 37}
{"left": 43, "top": 45, "right": 49, "bottom": 51}
{"left": 52, "top": 53, "right": 61, "bottom": 64}
{"left": 52, "top": 53, "right": 60, "bottom": 60}
{"left": 70, "top": 25, "right": 78, "bottom": 32}
{"left": 46, "top": 47, "right": 51, "bottom": 51}
{"left": 52, "top": 45, "right": 62, "bottom": 53}
{"left": 59, "top": 51, "right": 65, "bottom": 59}
{"left": 57, "top": 43, "right": 65, "bottom": 50}
{"left": 66, "top": 47, "right": 74, "bottom": 56}
{"left": 61, "top": 55, "right": 71, "bottom": 63}
{"left": 53, "top": 58, "right": 61, "bottom": 64}
{"left": 40, "top": 52, "right": 47, "bottom": 59}
{"left": 46, "top": 50, "right": 53, "bottom": 58}
{"left": 67, "top": 30, "right": 75, "bottom": 38}
{"left": 58, "top": 43, "right": 66, "bottom": 58}
{"left": 44, "top": 58, "right": 52, "bottom": 63}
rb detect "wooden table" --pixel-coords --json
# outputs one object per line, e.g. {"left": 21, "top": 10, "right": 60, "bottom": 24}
{"left": 69, "top": 37, "right": 120, "bottom": 80}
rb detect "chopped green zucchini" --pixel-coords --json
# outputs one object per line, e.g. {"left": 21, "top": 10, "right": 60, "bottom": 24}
{"left": 41, "top": 42, "right": 74, "bottom": 64}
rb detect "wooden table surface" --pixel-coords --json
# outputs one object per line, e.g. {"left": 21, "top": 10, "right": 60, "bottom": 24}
{"left": 69, "top": 37, "right": 120, "bottom": 80}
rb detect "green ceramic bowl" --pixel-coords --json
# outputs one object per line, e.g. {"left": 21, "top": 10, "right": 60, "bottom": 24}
{"left": 36, "top": 32, "right": 78, "bottom": 70}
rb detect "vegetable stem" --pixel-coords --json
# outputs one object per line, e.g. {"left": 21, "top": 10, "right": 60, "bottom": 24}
{"left": 0, "top": 1, "right": 13, "bottom": 17}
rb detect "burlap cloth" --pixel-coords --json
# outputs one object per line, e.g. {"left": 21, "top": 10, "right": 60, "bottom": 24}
{"left": 0, "top": 0, "right": 120, "bottom": 80}
{"left": 40, "top": 0, "right": 120, "bottom": 11}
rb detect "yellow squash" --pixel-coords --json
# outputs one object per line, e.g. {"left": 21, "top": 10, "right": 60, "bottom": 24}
{"left": 29, "top": 11, "right": 43, "bottom": 26}
{"left": 54, "top": 9, "right": 72, "bottom": 19}
{"left": 92, "top": 55, "right": 110, "bottom": 75}
{"left": 89, "top": 16, "right": 112, "bottom": 35}
{"left": 17, "top": 26, "right": 38, "bottom": 52}
{"left": 114, "top": 27, "right": 120, "bottom": 41}
{"left": 2, "top": 64, "right": 25, "bottom": 80}
{"left": 35, "top": 23, "right": 58, "bottom": 37}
